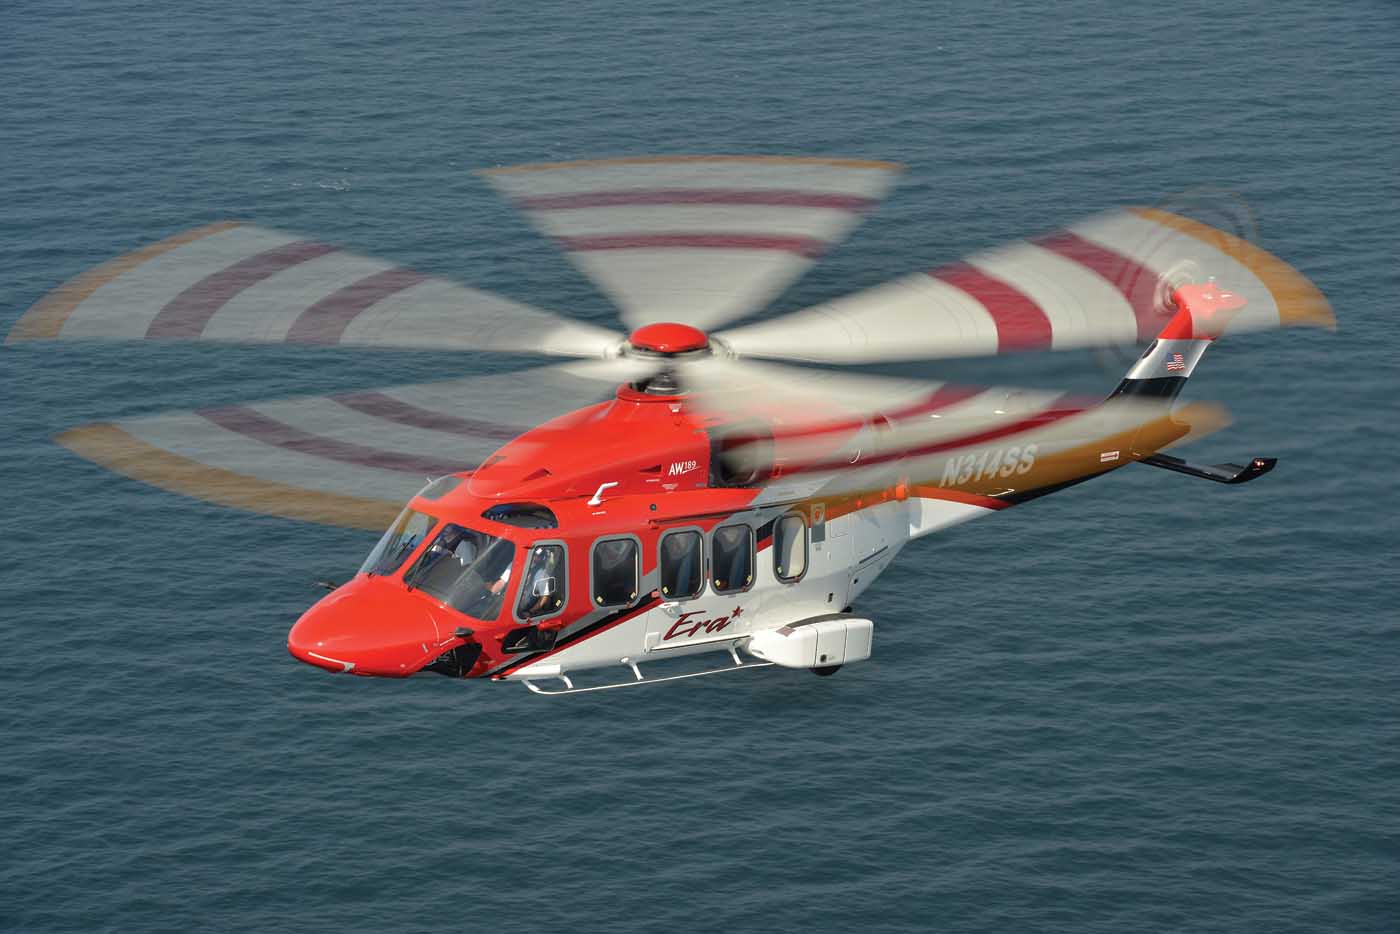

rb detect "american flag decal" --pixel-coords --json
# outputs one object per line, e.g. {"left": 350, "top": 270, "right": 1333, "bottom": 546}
{"left": 1165, "top": 352, "right": 1187, "bottom": 372}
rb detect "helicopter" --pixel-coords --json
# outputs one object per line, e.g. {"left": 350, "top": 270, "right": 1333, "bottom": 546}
{"left": 6, "top": 155, "right": 1333, "bottom": 694}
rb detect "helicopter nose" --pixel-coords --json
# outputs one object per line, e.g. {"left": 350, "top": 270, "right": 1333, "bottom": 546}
{"left": 287, "top": 578, "right": 446, "bottom": 677}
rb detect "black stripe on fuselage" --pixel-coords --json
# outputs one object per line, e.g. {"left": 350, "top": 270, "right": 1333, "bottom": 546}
{"left": 486, "top": 595, "right": 661, "bottom": 678}
{"left": 486, "top": 511, "right": 784, "bottom": 678}
{"left": 1110, "top": 376, "right": 1188, "bottom": 400}
{"left": 996, "top": 472, "right": 1104, "bottom": 506}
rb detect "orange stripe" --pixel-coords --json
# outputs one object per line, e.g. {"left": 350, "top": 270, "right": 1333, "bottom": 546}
{"left": 805, "top": 402, "right": 1230, "bottom": 515}
{"left": 1130, "top": 207, "right": 1335, "bottom": 330}
{"left": 923, "top": 401, "right": 1231, "bottom": 498}
{"left": 792, "top": 480, "right": 1007, "bottom": 527}
{"left": 6, "top": 222, "right": 243, "bottom": 344}
{"left": 56, "top": 423, "right": 401, "bottom": 530}
{"left": 481, "top": 155, "right": 903, "bottom": 174}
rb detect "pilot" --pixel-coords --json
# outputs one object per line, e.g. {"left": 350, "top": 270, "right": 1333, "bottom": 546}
{"left": 432, "top": 526, "right": 462, "bottom": 554}
{"left": 454, "top": 546, "right": 514, "bottom": 618}
{"left": 426, "top": 526, "right": 477, "bottom": 566}
{"left": 451, "top": 534, "right": 480, "bottom": 565}
{"left": 519, "top": 548, "right": 560, "bottom": 617}
{"left": 413, "top": 528, "right": 471, "bottom": 585}
{"left": 489, "top": 562, "right": 512, "bottom": 596}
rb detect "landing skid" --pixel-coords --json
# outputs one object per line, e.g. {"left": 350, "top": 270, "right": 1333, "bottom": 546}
{"left": 519, "top": 645, "right": 774, "bottom": 696}
{"left": 1140, "top": 452, "right": 1277, "bottom": 484}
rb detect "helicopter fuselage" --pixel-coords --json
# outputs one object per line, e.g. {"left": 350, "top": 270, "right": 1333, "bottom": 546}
{"left": 287, "top": 369, "right": 1203, "bottom": 685}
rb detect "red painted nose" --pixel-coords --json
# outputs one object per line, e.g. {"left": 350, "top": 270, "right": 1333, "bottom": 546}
{"left": 287, "top": 577, "right": 447, "bottom": 677}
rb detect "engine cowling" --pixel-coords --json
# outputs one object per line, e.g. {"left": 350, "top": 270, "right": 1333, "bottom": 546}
{"left": 708, "top": 421, "right": 774, "bottom": 488}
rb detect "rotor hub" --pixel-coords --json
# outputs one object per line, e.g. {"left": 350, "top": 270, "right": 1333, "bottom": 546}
{"left": 626, "top": 322, "right": 711, "bottom": 356}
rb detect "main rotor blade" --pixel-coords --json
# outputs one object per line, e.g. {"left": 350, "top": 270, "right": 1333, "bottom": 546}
{"left": 683, "top": 356, "right": 1090, "bottom": 452}
{"left": 53, "top": 358, "right": 648, "bottom": 530}
{"left": 677, "top": 356, "right": 1231, "bottom": 503}
{"left": 481, "top": 155, "right": 903, "bottom": 333}
{"left": 716, "top": 207, "right": 1334, "bottom": 365}
{"left": 6, "top": 223, "right": 622, "bottom": 357}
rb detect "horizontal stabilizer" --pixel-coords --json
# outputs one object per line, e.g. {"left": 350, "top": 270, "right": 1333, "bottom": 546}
{"left": 1139, "top": 452, "right": 1276, "bottom": 484}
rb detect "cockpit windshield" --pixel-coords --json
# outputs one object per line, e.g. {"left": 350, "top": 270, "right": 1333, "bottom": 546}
{"left": 360, "top": 508, "right": 437, "bottom": 577}
{"left": 403, "top": 524, "right": 518, "bottom": 621}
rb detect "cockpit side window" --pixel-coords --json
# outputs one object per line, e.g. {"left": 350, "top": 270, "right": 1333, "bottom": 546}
{"left": 711, "top": 524, "right": 754, "bottom": 594}
{"left": 360, "top": 508, "right": 438, "bottom": 577}
{"left": 517, "top": 543, "right": 567, "bottom": 620}
{"left": 591, "top": 537, "right": 640, "bottom": 608}
{"left": 659, "top": 529, "right": 704, "bottom": 600}
{"left": 405, "top": 523, "right": 517, "bottom": 620}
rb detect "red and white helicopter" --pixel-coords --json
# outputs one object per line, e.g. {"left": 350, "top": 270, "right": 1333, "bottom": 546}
{"left": 8, "top": 156, "right": 1333, "bottom": 694}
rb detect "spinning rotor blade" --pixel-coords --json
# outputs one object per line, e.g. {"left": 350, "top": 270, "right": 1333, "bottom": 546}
{"left": 53, "top": 358, "right": 648, "bottom": 530}
{"left": 680, "top": 356, "right": 1231, "bottom": 503}
{"left": 6, "top": 223, "right": 621, "bottom": 356}
{"left": 716, "top": 206, "right": 1334, "bottom": 365}
{"left": 481, "top": 155, "right": 903, "bottom": 332}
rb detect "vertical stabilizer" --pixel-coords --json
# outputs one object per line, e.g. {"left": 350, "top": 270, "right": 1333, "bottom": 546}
{"left": 1111, "top": 280, "right": 1247, "bottom": 401}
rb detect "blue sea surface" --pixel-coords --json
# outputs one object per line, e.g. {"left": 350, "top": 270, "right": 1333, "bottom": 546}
{"left": 2, "top": 2, "right": 1398, "bottom": 932}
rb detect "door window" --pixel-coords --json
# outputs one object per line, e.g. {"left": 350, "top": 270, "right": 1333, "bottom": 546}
{"left": 659, "top": 530, "right": 704, "bottom": 600}
{"left": 517, "top": 543, "right": 566, "bottom": 620}
{"left": 711, "top": 524, "right": 754, "bottom": 594}
{"left": 591, "top": 537, "right": 640, "bottom": 607}
{"left": 774, "top": 514, "right": 807, "bottom": 582}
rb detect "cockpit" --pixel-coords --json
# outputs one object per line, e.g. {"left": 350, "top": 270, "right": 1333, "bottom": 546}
{"left": 290, "top": 492, "right": 574, "bottom": 678}
{"left": 358, "top": 503, "right": 565, "bottom": 625}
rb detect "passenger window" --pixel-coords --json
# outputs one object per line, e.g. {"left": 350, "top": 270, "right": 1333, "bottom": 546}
{"left": 711, "top": 524, "right": 754, "bottom": 594}
{"left": 774, "top": 514, "right": 807, "bottom": 582}
{"left": 591, "top": 538, "right": 639, "bottom": 607}
{"left": 517, "top": 544, "right": 566, "bottom": 619}
{"left": 659, "top": 530, "right": 704, "bottom": 600}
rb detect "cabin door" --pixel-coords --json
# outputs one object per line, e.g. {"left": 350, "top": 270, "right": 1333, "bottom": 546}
{"left": 808, "top": 503, "right": 853, "bottom": 612}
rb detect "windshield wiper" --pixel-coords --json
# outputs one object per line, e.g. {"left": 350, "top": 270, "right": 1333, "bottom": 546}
{"left": 403, "top": 554, "right": 432, "bottom": 591}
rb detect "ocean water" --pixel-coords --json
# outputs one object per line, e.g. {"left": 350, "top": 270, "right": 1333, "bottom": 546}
{"left": 2, "top": 2, "right": 1398, "bottom": 932}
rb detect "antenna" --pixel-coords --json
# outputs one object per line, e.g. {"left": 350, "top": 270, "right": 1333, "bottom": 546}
{"left": 587, "top": 481, "right": 620, "bottom": 506}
